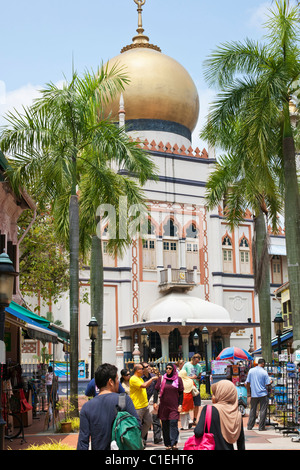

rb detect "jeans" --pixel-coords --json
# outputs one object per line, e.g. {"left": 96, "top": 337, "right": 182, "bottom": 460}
{"left": 161, "top": 419, "right": 179, "bottom": 447}
{"left": 247, "top": 395, "right": 269, "bottom": 430}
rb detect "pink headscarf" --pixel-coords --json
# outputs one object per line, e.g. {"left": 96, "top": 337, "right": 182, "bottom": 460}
{"left": 160, "top": 364, "right": 179, "bottom": 397}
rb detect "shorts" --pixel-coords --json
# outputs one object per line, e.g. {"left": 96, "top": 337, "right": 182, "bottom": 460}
{"left": 193, "top": 393, "right": 201, "bottom": 407}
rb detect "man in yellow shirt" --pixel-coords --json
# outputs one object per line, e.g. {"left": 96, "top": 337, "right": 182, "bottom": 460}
{"left": 130, "top": 364, "right": 157, "bottom": 447}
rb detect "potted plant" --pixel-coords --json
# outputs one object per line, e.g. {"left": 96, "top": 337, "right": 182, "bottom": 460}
{"left": 56, "top": 398, "right": 75, "bottom": 433}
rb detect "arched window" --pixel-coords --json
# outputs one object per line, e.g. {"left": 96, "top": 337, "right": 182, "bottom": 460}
{"left": 222, "top": 234, "right": 233, "bottom": 272}
{"left": 163, "top": 219, "right": 178, "bottom": 237}
{"left": 148, "top": 332, "right": 162, "bottom": 360}
{"left": 239, "top": 236, "right": 250, "bottom": 274}
{"left": 186, "top": 223, "right": 198, "bottom": 239}
{"left": 163, "top": 219, "right": 178, "bottom": 268}
{"left": 169, "top": 328, "right": 182, "bottom": 358}
{"left": 142, "top": 221, "right": 156, "bottom": 269}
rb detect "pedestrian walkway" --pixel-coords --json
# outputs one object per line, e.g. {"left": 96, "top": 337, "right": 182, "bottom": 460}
{"left": 4, "top": 400, "right": 300, "bottom": 451}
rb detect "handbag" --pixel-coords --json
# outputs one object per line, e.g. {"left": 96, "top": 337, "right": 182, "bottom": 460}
{"left": 183, "top": 405, "right": 215, "bottom": 450}
{"left": 191, "top": 386, "right": 199, "bottom": 397}
{"left": 19, "top": 389, "right": 33, "bottom": 414}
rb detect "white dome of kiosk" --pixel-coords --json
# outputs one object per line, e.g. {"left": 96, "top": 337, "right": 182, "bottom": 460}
{"left": 142, "top": 292, "right": 232, "bottom": 324}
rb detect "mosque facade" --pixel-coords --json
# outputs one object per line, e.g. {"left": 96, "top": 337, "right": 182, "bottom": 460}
{"left": 24, "top": 1, "right": 288, "bottom": 368}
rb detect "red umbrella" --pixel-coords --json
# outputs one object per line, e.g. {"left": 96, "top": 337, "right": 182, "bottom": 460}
{"left": 216, "top": 347, "right": 253, "bottom": 361}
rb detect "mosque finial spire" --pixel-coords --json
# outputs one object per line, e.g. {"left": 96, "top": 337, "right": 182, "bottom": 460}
{"left": 134, "top": 0, "right": 146, "bottom": 36}
{"left": 132, "top": 0, "right": 149, "bottom": 45}
{"left": 121, "top": 0, "right": 161, "bottom": 53}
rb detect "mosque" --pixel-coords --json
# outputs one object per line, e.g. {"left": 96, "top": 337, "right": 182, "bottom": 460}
{"left": 25, "top": 0, "right": 287, "bottom": 367}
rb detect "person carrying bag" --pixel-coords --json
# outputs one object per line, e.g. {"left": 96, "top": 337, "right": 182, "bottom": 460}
{"left": 183, "top": 404, "right": 215, "bottom": 450}
{"left": 189, "top": 380, "right": 245, "bottom": 451}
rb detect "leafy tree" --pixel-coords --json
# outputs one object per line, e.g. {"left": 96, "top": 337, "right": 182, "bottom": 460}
{"left": 18, "top": 208, "right": 69, "bottom": 306}
{"left": 205, "top": 149, "right": 282, "bottom": 361}
{"left": 201, "top": 0, "right": 300, "bottom": 348}
{"left": 0, "top": 64, "right": 131, "bottom": 414}
{"left": 1, "top": 65, "right": 157, "bottom": 413}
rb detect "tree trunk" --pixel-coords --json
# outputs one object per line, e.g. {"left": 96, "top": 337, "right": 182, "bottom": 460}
{"left": 282, "top": 135, "right": 300, "bottom": 349}
{"left": 90, "top": 234, "right": 103, "bottom": 369}
{"left": 253, "top": 209, "right": 272, "bottom": 362}
{"left": 69, "top": 195, "right": 79, "bottom": 416}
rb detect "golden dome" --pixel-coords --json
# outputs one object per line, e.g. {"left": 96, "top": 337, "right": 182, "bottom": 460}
{"left": 103, "top": 1, "right": 199, "bottom": 140}
{"left": 105, "top": 48, "right": 199, "bottom": 136}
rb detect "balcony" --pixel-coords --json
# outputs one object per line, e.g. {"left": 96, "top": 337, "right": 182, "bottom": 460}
{"left": 159, "top": 266, "right": 197, "bottom": 292}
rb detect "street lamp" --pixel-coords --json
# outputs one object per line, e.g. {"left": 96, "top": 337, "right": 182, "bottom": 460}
{"left": 88, "top": 317, "right": 98, "bottom": 379}
{"left": 0, "top": 250, "right": 18, "bottom": 451}
{"left": 273, "top": 311, "right": 284, "bottom": 356}
{"left": 201, "top": 327, "right": 210, "bottom": 395}
{"left": 141, "top": 327, "right": 149, "bottom": 362}
{"left": 193, "top": 331, "right": 199, "bottom": 353}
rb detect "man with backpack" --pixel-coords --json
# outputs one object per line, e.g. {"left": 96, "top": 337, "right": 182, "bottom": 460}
{"left": 77, "top": 363, "right": 141, "bottom": 450}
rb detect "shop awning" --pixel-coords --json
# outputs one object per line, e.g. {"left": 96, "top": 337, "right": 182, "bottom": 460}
{"left": 49, "top": 323, "right": 70, "bottom": 342}
{"left": 252, "top": 328, "right": 293, "bottom": 355}
{"left": 5, "top": 301, "right": 58, "bottom": 344}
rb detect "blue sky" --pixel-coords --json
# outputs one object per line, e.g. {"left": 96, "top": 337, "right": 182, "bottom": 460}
{"left": 0, "top": 0, "right": 279, "bottom": 148}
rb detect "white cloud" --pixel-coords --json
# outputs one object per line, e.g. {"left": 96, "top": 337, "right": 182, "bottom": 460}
{"left": 0, "top": 80, "right": 66, "bottom": 128}
{"left": 247, "top": 2, "right": 272, "bottom": 30}
{"left": 0, "top": 83, "right": 42, "bottom": 127}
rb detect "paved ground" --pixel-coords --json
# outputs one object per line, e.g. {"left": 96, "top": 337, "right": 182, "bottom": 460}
{"left": 4, "top": 398, "right": 300, "bottom": 451}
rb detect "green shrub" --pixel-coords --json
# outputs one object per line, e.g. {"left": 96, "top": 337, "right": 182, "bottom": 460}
{"left": 26, "top": 440, "right": 75, "bottom": 450}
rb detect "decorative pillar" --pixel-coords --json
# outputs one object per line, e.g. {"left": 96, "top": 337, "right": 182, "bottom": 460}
{"left": 156, "top": 237, "right": 164, "bottom": 283}
{"left": 181, "top": 334, "right": 189, "bottom": 361}
{"left": 207, "top": 336, "right": 212, "bottom": 362}
{"left": 116, "top": 336, "right": 124, "bottom": 371}
{"left": 132, "top": 340, "right": 141, "bottom": 363}
{"left": 160, "top": 334, "right": 169, "bottom": 361}
{"left": 167, "top": 265, "right": 172, "bottom": 283}
{"left": 223, "top": 334, "right": 231, "bottom": 349}
{"left": 119, "top": 93, "right": 125, "bottom": 127}
{"left": 179, "top": 239, "right": 186, "bottom": 269}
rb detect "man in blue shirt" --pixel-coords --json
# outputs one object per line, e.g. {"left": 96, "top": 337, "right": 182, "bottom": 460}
{"left": 245, "top": 358, "right": 272, "bottom": 431}
{"left": 77, "top": 363, "right": 140, "bottom": 450}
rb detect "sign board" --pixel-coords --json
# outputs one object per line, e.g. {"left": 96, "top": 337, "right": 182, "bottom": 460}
{"left": 211, "top": 360, "right": 231, "bottom": 375}
{"left": 49, "top": 360, "right": 86, "bottom": 378}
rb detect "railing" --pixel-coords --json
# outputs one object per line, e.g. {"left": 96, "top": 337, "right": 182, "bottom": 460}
{"left": 159, "top": 267, "right": 196, "bottom": 289}
{"left": 124, "top": 357, "right": 206, "bottom": 375}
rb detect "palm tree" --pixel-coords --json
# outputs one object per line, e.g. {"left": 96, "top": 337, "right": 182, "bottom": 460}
{"left": 0, "top": 64, "right": 132, "bottom": 414}
{"left": 201, "top": 0, "right": 300, "bottom": 348}
{"left": 76, "top": 131, "right": 156, "bottom": 367}
{"left": 205, "top": 149, "right": 282, "bottom": 361}
{"left": 80, "top": 168, "right": 151, "bottom": 367}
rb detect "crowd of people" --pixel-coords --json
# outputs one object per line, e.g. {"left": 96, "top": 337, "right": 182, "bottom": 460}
{"left": 77, "top": 355, "right": 204, "bottom": 450}
{"left": 77, "top": 355, "right": 271, "bottom": 451}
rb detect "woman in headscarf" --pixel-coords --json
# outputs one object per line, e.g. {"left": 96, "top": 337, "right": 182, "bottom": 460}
{"left": 194, "top": 380, "right": 245, "bottom": 450}
{"left": 153, "top": 363, "right": 184, "bottom": 450}
{"left": 178, "top": 369, "right": 196, "bottom": 430}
